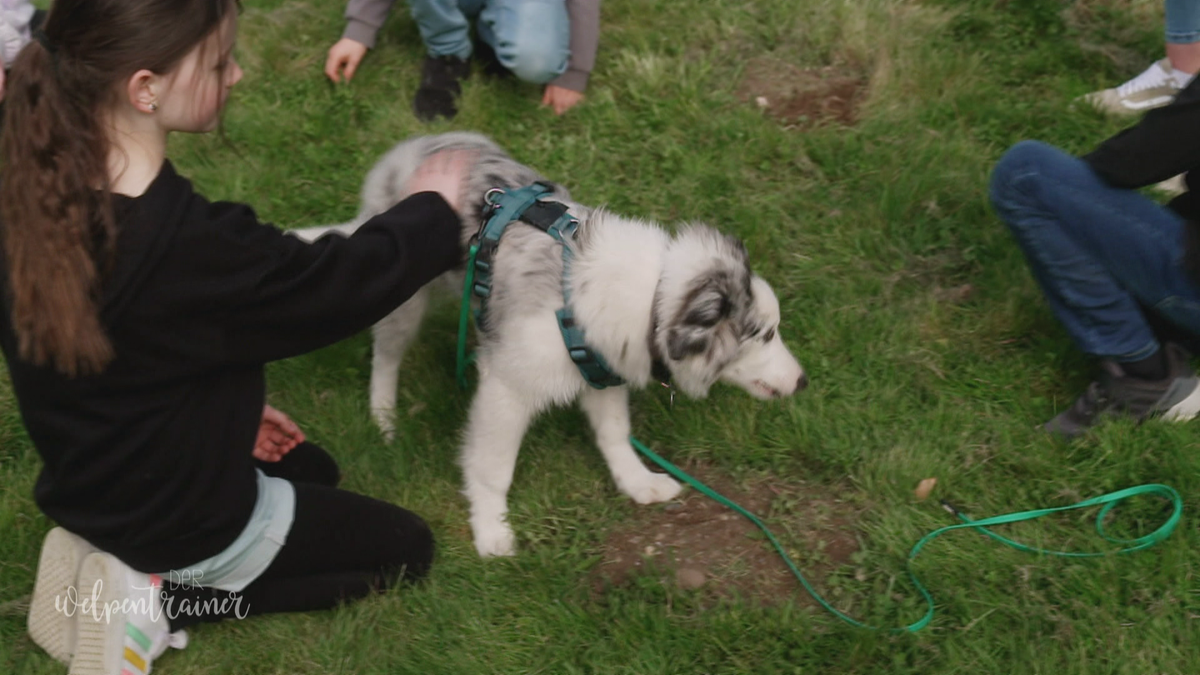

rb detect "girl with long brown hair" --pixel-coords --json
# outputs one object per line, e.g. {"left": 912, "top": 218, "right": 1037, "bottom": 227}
{"left": 3, "top": 2, "right": 471, "bottom": 673}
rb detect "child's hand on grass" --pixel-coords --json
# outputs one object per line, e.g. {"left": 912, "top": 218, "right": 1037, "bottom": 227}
{"left": 542, "top": 85, "right": 583, "bottom": 115}
{"left": 325, "top": 38, "right": 368, "bottom": 83}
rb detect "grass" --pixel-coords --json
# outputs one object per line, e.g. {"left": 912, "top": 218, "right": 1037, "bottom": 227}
{"left": 4, "top": 0, "right": 1200, "bottom": 672}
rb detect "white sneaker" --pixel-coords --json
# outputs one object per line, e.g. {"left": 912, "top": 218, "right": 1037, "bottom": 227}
{"left": 68, "top": 552, "right": 187, "bottom": 675}
{"left": 1080, "top": 59, "right": 1183, "bottom": 116}
{"left": 27, "top": 527, "right": 97, "bottom": 664}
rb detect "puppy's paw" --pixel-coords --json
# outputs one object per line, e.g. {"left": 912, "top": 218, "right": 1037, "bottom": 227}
{"left": 371, "top": 409, "right": 396, "bottom": 442}
{"left": 621, "top": 472, "right": 683, "bottom": 505}
{"left": 473, "top": 522, "right": 517, "bottom": 557}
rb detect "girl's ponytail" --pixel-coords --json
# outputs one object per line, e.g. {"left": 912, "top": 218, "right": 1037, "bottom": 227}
{"left": 1, "top": 33, "right": 115, "bottom": 376}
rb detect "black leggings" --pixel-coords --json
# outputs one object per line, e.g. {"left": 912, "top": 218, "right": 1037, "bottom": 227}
{"left": 163, "top": 442, "right": 435, "bottom": 631}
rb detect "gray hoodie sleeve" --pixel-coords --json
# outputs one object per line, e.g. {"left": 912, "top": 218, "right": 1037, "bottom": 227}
{"left": 342, "top": 0, "right": 400, "bottom": 49}
{"left": 550, "top": 0, "right": 601, "bottom": 92}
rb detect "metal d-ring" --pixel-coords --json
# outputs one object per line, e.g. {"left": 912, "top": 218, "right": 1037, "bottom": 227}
{"left": 483, "top": 188, "right": 506, "bottom": 208}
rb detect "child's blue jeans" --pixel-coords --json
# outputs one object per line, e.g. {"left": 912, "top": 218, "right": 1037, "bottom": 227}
{"left": 410, "top": 0, "right": 570, "bottom": 84}
{"left": 989, "top": 140, "right": 1200, "bottom": 361}
{"left": 1167, "top": 0, "right": 1200, "bottom": 44}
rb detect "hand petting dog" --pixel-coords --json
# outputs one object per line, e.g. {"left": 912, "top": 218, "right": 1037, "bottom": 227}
{"left": 406, "top": 149, "right": 476, "bottom": 214}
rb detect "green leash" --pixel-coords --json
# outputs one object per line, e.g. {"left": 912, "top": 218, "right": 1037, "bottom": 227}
{"left": 628, "top": 437, "right": 1182, "bottom": 633}
{"left": 456, "top": 242, "right": 480, "bottom": 390}
{"left": 455, "top": 227, "right": 1183, "bottom": 634}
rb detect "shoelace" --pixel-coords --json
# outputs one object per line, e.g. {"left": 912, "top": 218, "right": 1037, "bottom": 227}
{"left": 1117, "top": 62, "right": 1178, "bottom": 96}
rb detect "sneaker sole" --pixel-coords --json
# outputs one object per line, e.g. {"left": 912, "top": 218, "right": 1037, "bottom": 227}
{"left": 1161, "top": 382, "right": 1200, "bottom": 422}
{"left": 28, "top": 528, "right": 96, "bottom": 664}
{"left": 69, "top": 553, "right": 133, "bottom": 675}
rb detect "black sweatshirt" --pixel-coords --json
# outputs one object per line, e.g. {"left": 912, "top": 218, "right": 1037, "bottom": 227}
{"left": 1083, "top": 71, "right": 1200, "bottom": 268}
{"left": 0, "top": 161, "right": 462, "bottom": 572}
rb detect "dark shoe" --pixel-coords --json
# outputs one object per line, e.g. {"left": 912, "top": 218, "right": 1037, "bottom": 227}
{"left": 413, "top": 55, "right": 471, "bottom": 122}
{"left": 1046, "top": 343, "right": 1200, "bottom": 437}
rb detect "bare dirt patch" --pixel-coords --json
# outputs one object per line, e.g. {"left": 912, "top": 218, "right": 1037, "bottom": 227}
{"left": 589, "top": 464, "right": 865, "bottom": 606}
{"left": 737, "top": 57, "right": 868, "bottom": 130}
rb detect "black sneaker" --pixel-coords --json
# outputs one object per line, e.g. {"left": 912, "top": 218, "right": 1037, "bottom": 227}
{"left": 1046, "top": 343, "right": 1200, "bottom": 437}
{"left": 413, "top": 55, "right": 471, "bottom": 122}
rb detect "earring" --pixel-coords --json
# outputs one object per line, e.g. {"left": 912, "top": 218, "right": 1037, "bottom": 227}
{"left": 148, "top": 102, "right": 158, "bottom": 113}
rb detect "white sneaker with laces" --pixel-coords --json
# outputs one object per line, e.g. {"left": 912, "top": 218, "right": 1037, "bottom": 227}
{"left": 27, "top": 527, "right": 97, "bottom": 664}
{"left": 1080, "top": 59, "right": 1183, "bottom": 116}
{"left": 68, "top": 552, "right": 187, "bottom": 675}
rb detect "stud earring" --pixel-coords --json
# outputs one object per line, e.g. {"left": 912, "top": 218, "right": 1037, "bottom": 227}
{"left": 148, "top": 102, "right": 158, "bottom": 112}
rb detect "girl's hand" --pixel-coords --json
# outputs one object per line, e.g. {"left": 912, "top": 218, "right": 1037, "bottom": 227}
{"left": 253, "top": 405, "right": 305, "bottom": 462}
{"left": 405, "top": 149, "right": 476, "bottom": 214}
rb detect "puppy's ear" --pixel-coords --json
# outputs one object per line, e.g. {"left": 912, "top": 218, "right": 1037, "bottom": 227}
{"left": 667, "top": 276, "right": 734, "bottom": 360}
{"left": 667, "top": 325, "right": 710, "bottom": 361}
{"left": 682, "top": 282, "right": 733, "bottom": 327}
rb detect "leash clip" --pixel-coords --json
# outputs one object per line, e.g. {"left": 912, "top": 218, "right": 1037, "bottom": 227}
{"left": 939, "top": 499, "right": 963, "bottom": 517}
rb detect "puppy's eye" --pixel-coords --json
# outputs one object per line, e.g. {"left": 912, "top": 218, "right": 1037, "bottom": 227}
{"left": 763, "top": 328, "right": 775, "bottom": 342}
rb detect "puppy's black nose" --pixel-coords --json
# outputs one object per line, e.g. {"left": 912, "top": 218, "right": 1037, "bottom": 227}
{"left": 796, "top": 373, "right": 809, "bottom": 392}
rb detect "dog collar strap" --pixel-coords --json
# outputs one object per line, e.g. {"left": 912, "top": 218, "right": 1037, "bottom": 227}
{"left": 650, "top": 358, "right": 672, "bottom": 388}
{"left": 470, "top": 183, "right": 625, "bottom": 390}
{"left": 646, "top": 300, "right": 673, "bottom": 390}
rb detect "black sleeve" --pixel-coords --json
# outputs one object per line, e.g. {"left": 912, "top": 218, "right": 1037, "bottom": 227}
{"left": 166, "top": 191, "right": 462, "bottom": 364}
{"left": 1082, "top": 77, "right": 1200, "bottom": 188}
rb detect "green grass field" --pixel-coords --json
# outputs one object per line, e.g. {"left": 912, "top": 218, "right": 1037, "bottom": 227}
{"left": 3, "top": 0, "right": 1199, "bottom": 672}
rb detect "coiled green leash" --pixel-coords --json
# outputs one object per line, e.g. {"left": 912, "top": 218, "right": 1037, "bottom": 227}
{"left": 454, "top": 193, "right": 1183, "bottom": 634}
{"left": 629, "top": 437, "right": 1182, "bottom": 633}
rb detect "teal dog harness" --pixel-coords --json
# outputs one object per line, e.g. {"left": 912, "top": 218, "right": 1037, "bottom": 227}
{"left": 469, "top": 182, "right": 625, "bottom": 389}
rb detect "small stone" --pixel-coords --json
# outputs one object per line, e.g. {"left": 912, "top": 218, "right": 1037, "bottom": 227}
{"left": 644, "top": 545, "right": 657, "bottom": 556}
{"left": 914, "top": 477, "right": 937, "bottom": 501}
{"left": 755, "top": 96, "right": 770, "bottom": 108}
{"left": 676, "top": 568, "right": 706, "bottom": 590}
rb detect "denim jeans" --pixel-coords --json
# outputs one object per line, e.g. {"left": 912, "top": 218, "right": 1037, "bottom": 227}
{"left": 989, "top": 140, "right": 1200, "bottom": 361}
{"left": 410, "top": 0, "right": 570, "bottom": 84}
{"left": 1167, "top": 0, "right": 1200, "bottom": 44}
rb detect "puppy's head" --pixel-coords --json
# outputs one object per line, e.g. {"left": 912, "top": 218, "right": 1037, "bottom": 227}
{"left": 653, "top": 226, "right": 807, "bottom": 400}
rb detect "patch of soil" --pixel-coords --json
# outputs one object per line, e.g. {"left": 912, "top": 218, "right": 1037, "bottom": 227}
{"left": 737, "top": 57, "right": 868, "bottom": 130}
{"left": 589, "top": 464, "right": 864, "bottom": 607}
